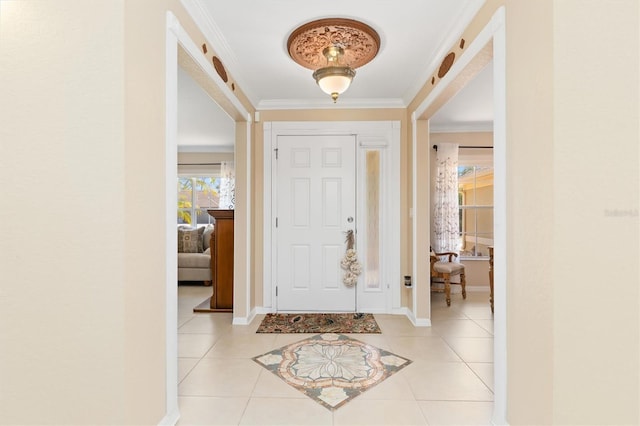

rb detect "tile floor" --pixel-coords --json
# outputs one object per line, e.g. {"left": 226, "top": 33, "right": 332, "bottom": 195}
{"left": 177, "top": 285, "right": 494, "bottom": 425}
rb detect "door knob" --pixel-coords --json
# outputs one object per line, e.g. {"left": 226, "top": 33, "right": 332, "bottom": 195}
{"left": 347, "top": 216, "right": 354, "bottom": 223}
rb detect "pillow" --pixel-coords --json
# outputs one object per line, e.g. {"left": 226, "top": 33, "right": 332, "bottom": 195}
{"left": 177, "top": 227, "right": 205, "bottom": 253}
{"left": 202, "top": 224, "right": 214, "bottom": 251}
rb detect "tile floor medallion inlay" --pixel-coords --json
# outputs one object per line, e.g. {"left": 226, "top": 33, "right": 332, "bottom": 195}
{"left": 252, "top": 333, "right": 412, "bottom": 410}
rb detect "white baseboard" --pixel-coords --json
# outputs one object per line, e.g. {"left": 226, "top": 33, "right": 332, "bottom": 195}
{"left": 404, "top": 308, "right": 432, "bottom": 327}
{"left": 158, "top": 408, "right": 180, "bottom": 426}
{"left": 255, "top": 306, "right": 275, "bottom": 314}
{"left": 232, "top": 307, "right": 258, "bottom": 325}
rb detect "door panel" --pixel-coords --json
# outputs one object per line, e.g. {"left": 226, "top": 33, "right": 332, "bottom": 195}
{"left": 276, "top": 134, "right": 356, "bottom": 312}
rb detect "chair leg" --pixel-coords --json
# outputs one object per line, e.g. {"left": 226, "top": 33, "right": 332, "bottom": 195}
{"left": 444, "top": 273, "right": 451, "bottom": 306}
{"left": 460, "top": 271, "right": 466, "bottom": 299}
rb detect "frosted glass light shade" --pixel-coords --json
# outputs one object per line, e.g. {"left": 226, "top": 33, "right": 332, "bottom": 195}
{"left": 313, "top": 66, "right": 356, "bottom": 102}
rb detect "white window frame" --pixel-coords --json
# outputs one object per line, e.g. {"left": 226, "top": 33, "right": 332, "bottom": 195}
{"left": 177, "top": 175, "right": 221, "bottom": 227}
{"left": 458, "top": 164, "right": 493, "bottom": 260}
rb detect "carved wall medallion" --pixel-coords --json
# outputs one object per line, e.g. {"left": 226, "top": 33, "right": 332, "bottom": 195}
{"left": 212, "top": 56, "right": 228, "bottom": 82}
{"left": 287, "top": 18, "right": 380, "bottom": 70}
{"left": 438, "top": 52, "right": 456, "bottom": 78}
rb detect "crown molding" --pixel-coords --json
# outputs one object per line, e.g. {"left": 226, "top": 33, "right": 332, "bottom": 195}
{"left": 257, "top": 97, "right": 406, "bottom": 111}
{"left": 402, "top": 0, "right": 486, "bottom": 105}
{"left": 181, "top": 0, "right": 259, "bottom": 107}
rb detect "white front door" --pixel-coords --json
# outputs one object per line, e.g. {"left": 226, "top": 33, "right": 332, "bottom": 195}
{"left": 275, "top": 134, "right": 356, "bottom": 312}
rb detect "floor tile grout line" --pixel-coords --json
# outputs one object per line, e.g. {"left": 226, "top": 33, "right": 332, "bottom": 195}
{"left": 177, "top": 332, "right": 225, "bottom": 390}
{"left": 178, "top": 287, "right": 495, "bottom": 423}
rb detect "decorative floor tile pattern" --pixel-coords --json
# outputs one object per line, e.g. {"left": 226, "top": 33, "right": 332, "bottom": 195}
{"left": 252, "top": 333, "right": 412, "bottom": 410}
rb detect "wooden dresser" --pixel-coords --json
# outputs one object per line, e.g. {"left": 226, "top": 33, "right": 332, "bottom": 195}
{"left": 206, "top": 209, "right": 234, "bottom": 312}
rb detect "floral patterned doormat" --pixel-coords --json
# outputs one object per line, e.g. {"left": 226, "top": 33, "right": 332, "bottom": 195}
{"left": 255, "top": 313, "right": 381, "bottom": 334}
{"left": 252, "top": 333, "right": 412, "bottom": 410}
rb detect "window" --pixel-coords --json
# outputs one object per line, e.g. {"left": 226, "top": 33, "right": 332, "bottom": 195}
{"left": 458, "top": 165, "right": 493, "bottom": 258}
{"left": 177, "top": 176, "right": 221, "bottom": 226}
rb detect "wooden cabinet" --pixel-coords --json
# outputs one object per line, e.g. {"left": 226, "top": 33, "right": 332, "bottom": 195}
{"left": 207, "top": 209, "right": 234, "bottom": 312}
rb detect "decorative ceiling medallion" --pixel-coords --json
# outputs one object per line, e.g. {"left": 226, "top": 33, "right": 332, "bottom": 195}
{"left": 212, "top": 56, "right": 228, "bottom": 82}
{"left": 438, "top": 52, "right": 456, "bottom": 78}
{"left": 287, "top": 18, "right": 380, "bottom": 70}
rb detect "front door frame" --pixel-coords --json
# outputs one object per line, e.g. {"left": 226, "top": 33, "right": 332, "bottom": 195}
{"left": 263, "top": 121, "right": 401, "bottom": 314}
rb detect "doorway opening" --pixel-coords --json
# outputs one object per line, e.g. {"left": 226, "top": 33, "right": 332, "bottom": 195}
{"left": 165, "top": 12, "right": 251, "bottom": 422}
{"left": 410, "top": 7, "right": 506, "bottom": 425}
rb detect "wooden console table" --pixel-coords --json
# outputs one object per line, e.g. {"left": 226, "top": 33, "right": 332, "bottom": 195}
{"left": 195, "top": 209, "right": 234, "bottom": 312}
{"left": 488, "top": 246, "right": 494, "bottom": 313}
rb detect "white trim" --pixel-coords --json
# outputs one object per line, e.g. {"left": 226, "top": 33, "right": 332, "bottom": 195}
{"left": 158, "top": 410, "right": 180, "bottom": 426}
{"left": 237, "top": 118, "right": 253, "bottom": 323}
{"left": 491, "top": 6, "right": 508, "bottom": 425}
{"left": 165, "top": 11, "right": 252, "bottom": 424}
{"left": 389, "top": 123, "right": 402, "bottom": 311}
{"left": 263, "top": 121, "right": 401, "bottom": 314}
{"left": 262, "top": 122, "right": 274, "bottom": 310}
{"left": 232, "top": 307, "right": 257, "bottom": 325}
{"left": 180, "top": 0, "right": 258, "bottom": 106}
{"left": 405, "top": 308, "right": 432, "bottom": 327}
{"left": 410, "top": 6, "right": 507, "bottom": 426}
{"left": 410, "top": 111, "right": 421, "bottom": 325}
{"left": 255, "top": 306, "right": 275, "bottom": 314}
{"left": 174, "top": 15, "right": 251, "bottom": 124}
{"left": 414, "top": 11, "right": 498, "bottom": 121}
{"left": 402, "top": 0, "right": 487, "bottom": 105}
{"left": 257, "top": 97, "right": 406, "bottom": 110}
{"left": 390, "top": 306, "right": 410, "bottom": 316}
{"left": 164, "top": 12, "right": 180, "bottom": 423}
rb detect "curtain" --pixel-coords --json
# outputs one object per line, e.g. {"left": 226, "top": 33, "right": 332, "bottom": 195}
{"left": 433, "top": 143, "right": 459, "bottom": 253}
{"left": 219, "top": 161, "right": 235, "bottom": 209}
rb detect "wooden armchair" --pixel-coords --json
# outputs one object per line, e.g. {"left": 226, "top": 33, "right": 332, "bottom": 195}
{"left": 430, "top": 249, "right": 466, "bottom": 306}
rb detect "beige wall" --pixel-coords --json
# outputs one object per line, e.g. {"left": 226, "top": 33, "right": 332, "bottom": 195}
{"left": 123, "top": 1, "right": 171, "bottom": 423}
{"left": 1, "top": 1, "right": 129, "bottom": 423}
{"left": 415, "top": 0, "right": 639, "bottom": 423}
{"left": 551, "top": 1, "right": 638, "bottom": 423}
{"left": 505, "top": 0, "right": 639, "bottom": 424}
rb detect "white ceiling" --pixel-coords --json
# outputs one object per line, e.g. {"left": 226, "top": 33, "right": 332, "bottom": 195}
{"left": 177, "top": 0, "right": 493, "bottom": 150}
{"left": 178, "top": 67, "right": 235, "bottom": 152}
{"left": 430, "top": 61, "right": 493, "bottom": 132}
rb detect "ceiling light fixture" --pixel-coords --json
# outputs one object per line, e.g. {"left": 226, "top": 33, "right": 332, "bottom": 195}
{"left": 287, "top": 18, "right": 380, "bottom": 103}
{"left": 312, "top": 46, "right": 356, "bottom": 103}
